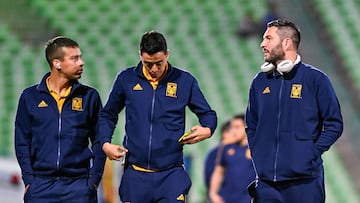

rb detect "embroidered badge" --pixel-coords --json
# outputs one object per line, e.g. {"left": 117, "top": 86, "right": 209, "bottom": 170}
{"left": 262, "top": 86, "right": 270, "bottom": 94}
{"left": 133, "top": 83, "right": 143, "bottom": 90}
{"left": 72, "top": 97, "right": 83, "bottom": 111}
{"left": 291, "top": 84, "right": 302, "bottom": 98}
{"left": 166, "top": 82, "right": 177, "bottom": 98}
{"left": 38, "top": 100, "right": 48, "bottom": 107}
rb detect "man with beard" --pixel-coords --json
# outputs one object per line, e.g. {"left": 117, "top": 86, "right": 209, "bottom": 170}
{"left": 245, "top": 19, "right": 343, "bottom": 203}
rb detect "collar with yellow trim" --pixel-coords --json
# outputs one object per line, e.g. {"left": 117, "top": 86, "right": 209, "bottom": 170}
{"left": 46, "top": 76, "right": 72, "bottom": 97}
{"left": 142, "top": 62, "right": 169, "bottom": 82}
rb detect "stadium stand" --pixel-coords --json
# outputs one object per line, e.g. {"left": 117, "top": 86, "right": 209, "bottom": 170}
{"left": 0, "top": 0, "right": 359, "bottom": 202}
{"left": 314, "top": 0, "right": 360, "bottom": 91}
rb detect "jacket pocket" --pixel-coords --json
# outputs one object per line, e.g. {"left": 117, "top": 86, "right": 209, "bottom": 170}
{"left": 294, "top": 132, "right": 314, "bottom": 140}
{"left": 71, "top": 129, "right": 89, "bottom": 146}
{"left": 294, "top": 132, "right": 321, "bottom": 158}
{"left": 162, "top": 122, "right": 183, "bottom": 143}
{"left": 277, "top": 132, "right": 315, "bottom": 178}
{"left": 163, "top": 122, "right": 183, "bottom": 131}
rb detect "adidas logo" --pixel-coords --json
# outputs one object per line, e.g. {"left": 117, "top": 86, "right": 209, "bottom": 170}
{"left": 262, "top": 86, "right": 270, "bottom": 94}
{"left": 176, "top": 194, "right": 185, "bottom": 201}
{"left": 38, "top": 100, "right": 48, "bottom": 107}
{"left": 133, "top": 83, "right": 143, "bottom": 90}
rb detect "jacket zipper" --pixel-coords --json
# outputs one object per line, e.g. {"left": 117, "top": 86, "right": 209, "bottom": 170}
{"left": 56, "top": 113, "right": 62, "bottom": 172}
{"left": 147, "top": 89, "right": 156, "bottom": 168}
{"left": 274, "top": 79, "right": 284, "bottom": 181}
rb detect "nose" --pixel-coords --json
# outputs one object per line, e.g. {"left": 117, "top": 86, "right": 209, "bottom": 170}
{"left": 79, "top": 58, "right": 85, "bottom": 67}
{"left": 149, "top": 64, "right": 159, "bottom": 71}
{"left": 149, "top": 64, "right": 156, "bottom": 70}
{"left": 260, "top": 40, "right": 265, "bottom": 48}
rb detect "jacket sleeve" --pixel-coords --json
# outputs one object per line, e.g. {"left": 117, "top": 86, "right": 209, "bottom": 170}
{"left": 245, "top": 80, "right": 257, "bottom": 148}
{"left": 188, "top": 77, "right": 217, "bottom": 135}
{"left": 14, "top": 92, "right": 34, "bottom": 186}
{"left": 98, "top": 73, "right": 126, "bottom": 146}
{"left": 313, "top": 74, "right": 343, "bottom": 156}
{"left": 89, "top": 90, "right": 106, "bottom": 186}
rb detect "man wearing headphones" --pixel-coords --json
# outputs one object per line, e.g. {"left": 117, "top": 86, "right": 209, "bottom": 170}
{"left": 245, "top": 19, "right": 343, "bottom": 203}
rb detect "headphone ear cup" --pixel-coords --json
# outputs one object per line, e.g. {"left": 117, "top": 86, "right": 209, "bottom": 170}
{"left": 277, "top": 60, "right": 293, "bottom": 73}
{"left": 260, "top": 62, "right": 275, "bottom": 72}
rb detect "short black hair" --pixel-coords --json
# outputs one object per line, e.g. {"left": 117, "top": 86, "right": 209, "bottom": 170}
{"left": 45, "top": 36, "right": 79, "bottom": 67}
{"left": 267, "top": 19, "right": 301, "bottom": 49}
{"left": 221, "top": 120, "right": 231, "bottom": 135}
{"left": 140, "top": 30, "right": 167, "bottom": 55}
{"left": 232, "top": 113, "right": 245, "bottom": 121}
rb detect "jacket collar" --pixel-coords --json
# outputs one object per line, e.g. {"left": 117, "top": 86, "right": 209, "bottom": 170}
{"left": 36, "top": 72, "right": 81, "bottom": 94}
{"left": 270, "top": 62, "right": 302, "bottom": 79}
{"left": 134, "top": 61, "right": 174, "bottom": 81}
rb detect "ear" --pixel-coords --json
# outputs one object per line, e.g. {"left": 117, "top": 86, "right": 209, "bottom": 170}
{"left": 165, "top": 49, "right": 170, "bottom": 60}
{"left": 282, "top": 38, "right": 292, "bottom": 51}
{"left": 282, "top": 38, "right": 288, "bottom": 47}
{"left": 52, "top": 59, "right": 60, "bottom": 68}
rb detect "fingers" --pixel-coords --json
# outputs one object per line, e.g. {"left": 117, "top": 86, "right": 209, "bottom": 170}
{"left": 181, "top": 135, "right": 206, "bottom": 145}
{"left": 103, "top": 143, "right": 128, "bottom": 161}
{"left": 181, "top": 126, "right": 211, "bottom": 144}
{"left": 118, "top": 146, "right": 128, "bottom": 153}
{"left": 111, "top": 148, "right": 127, "bottom": 161}
{"left": 190, "top": 125, "right": 199, "bottom": 132}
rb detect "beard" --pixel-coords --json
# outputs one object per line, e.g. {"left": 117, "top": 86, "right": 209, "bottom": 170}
{"left": 264, "top": 43, "right": 285, "bottom": 64}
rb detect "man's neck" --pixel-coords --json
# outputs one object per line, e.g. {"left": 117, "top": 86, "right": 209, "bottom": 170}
{"left": 47, "top": 76, "right": 71, "bottom": 95}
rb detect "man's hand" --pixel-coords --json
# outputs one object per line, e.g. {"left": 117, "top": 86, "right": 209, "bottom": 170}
{"left": 180, "top": 125, "right": 211, "bottom": 144}
{"left": 102, "top": 142, "right": 128, "bottom": 161}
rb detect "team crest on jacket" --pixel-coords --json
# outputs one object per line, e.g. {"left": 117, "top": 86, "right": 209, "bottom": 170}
{"left": 291, "top": 84, "right": 302, "bottom": 98}
{"left": 166, "top": 82, "right": 177, "bottom": 98}
{"left": 72, "top": 97, "right": 84, "bottom": 111}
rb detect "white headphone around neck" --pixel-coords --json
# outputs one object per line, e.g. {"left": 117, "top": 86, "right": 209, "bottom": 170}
{"left": 260, "top": 55, "right": 301, "bottom": 73}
